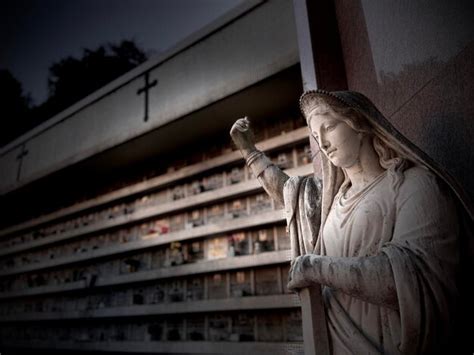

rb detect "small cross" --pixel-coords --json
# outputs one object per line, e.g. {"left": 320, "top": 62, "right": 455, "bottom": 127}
{"left": 16, "top": 144, "right": 29, "bottom": 182}
{"left": 137, "top": 72, "right": 158, "bottom": 122}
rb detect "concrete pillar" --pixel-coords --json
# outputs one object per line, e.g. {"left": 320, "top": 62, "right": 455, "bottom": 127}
{"left": 292, "top": 0, "right": 347, "bottom": 353}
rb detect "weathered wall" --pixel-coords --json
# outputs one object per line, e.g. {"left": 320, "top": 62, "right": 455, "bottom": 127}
{"left": 335, "top": 0, "right": 474, "bottom": 206}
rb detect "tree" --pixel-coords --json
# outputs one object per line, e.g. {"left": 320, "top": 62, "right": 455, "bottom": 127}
{"left": 0, "top": 39, "right": 148, "bottom": 147}
{"left": 38, "top": 39, "right": 148, "bottom": 121}
{"left": 0, "top": 69, "right": 32, "bottom": 146}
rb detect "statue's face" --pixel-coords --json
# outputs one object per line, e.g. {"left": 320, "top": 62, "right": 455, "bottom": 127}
{"left": 309, "top": 110, "right": 362, "bottom": 168}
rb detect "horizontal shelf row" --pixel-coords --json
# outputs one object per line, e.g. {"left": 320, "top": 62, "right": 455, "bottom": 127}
{"left": 0, "top": 294, "right": 300, "bottom": 322}
{"left": 0, "top": 250, "right": 292, "bottom": 300}
{"left": 0, "top": 208, "right": 287, "bottom": 277}
{"left": 0, "top": 127, "right": 308, "bottom": 239}
{"left": 0, "top": 163, "right": 312, "bottom": 260}
{"left": 2, "top": 341, "right": 304, "bottom": 354}
{"left": 1, "top": 308, "right": 304, "bottom": 351}
{"left": 0, "top": 263, "right": 293, "bottom": 318}
{"left": 0, "top": 223, "right": 290, "bottom": 296}
{"left": 1, "top": 192, "right": 280, "bottom": 272}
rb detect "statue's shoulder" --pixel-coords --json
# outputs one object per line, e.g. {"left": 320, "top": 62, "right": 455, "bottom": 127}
{"left": 400, "top": 165, "right": 447, "bottom": 199}
{"left": 404, "top": 165, "right": 436, "bottom": 182}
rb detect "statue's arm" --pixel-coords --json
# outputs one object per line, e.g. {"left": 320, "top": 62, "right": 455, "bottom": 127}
{"left": 288, "top": 254, "right": 398, "bottom": 310}
{"left": 256, "top": 164, "right": 289, "bottom": 207}
{"left": 230, "top": 117, "right": 289, "bottom": 206}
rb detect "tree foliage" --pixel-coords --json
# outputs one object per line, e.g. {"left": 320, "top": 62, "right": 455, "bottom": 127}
{"left": 0, "top": 39, "right": 148, "bottom": 147}
{"left": 45, "top": 40, "right": 147, "bottom": 115}
{"left": 0, "top": 69, "right": 32, "bottom": 146}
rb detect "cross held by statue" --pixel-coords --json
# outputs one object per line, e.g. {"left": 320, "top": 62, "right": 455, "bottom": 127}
{"left": 137, "top": 72, "right": 158, "bottom": 122}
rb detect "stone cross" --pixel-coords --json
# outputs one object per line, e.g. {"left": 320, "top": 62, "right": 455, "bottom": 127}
{"left": 137, "top": 72, "right": 158, "bottom": 122}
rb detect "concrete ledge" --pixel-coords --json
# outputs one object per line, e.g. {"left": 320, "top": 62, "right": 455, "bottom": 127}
{"left": 0, "top": 250, "right": 292, "bottom": 299}
{"left": 1, "top": 340, "right": 304, "bottom": 354}
{"left": 0, "top": 294, "right": 300, "bottom": 322}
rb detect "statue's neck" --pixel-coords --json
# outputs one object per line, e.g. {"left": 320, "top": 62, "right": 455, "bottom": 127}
{"left": 343, "top": 138, "right": 385, "bottom": 196}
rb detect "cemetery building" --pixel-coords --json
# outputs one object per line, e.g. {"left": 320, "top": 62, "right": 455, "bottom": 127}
{"left": 0, "top": 1, "right": 472, "bottom": 354}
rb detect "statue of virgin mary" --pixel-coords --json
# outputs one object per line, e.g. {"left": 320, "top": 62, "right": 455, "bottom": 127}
{"left": 230, "top": 89, "right": 473, "bottom": 354}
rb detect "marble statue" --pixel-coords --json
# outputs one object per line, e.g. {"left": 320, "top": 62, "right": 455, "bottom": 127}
{"left": 230, "top": 90, "right": 472, "bottom": 354}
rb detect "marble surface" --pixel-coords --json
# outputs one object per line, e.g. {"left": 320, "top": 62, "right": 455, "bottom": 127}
{"left": 335, "top": 0, "right": 474, "bottom": 205}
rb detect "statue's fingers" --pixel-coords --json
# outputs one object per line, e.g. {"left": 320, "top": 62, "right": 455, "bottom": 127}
{"left": 230, "top": 126, "right": 240, "bottom": 135}
{"left": 231, "top": 119, "right": 243, "bottom": 130}
{"left": 286, "top": 280, "right": 296, "bottom": 290}
{"left": 236, "top": 123, "right": 249, "bottom": 132}
{"left": 288, "top": 276, "right": 311, "bottom": 291}
{"left": 232, "top": 121, "right": 243, "bottom": 129}
{"left": 237, "top": 118, "right": 248, "bottom": 127}
{"left": 286, "top": 280, "right": 301, "bottom": 292}
{"left": 235, "top": 124, "right": 247, "bottom": 132}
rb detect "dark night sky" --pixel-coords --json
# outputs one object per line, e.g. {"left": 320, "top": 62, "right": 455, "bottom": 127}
{"left": 0, "top": 0, "right": 243, "bottom": 105}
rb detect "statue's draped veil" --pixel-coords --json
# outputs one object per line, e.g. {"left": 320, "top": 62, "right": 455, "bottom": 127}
{"left": 298, "top": 90, "right": 473, "bottom": 254}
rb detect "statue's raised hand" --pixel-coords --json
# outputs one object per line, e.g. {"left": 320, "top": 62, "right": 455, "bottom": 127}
{"left": 230, "top": 117, "right": 256, "bottom": 156}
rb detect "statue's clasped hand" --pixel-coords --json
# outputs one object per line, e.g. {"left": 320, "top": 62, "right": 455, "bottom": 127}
{"left": 229, "top": 116, "right": 256, "bottom": 153}
{"left": 287, "top": 254, "right": 320, "bottom": 292}
{"left": 231, "top": 116, "right": 250, "bottom": 133}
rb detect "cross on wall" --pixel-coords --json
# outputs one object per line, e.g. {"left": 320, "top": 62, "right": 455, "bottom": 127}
{"left": 137, "top": 72, "right": 158, "bottom": 122}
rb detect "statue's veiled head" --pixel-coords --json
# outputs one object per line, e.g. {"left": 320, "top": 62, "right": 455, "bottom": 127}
{"left": 299, "top": 89, "right": 473, "bottom": 228}
{"left": 300, "top": 90, "right": 405, "bottom": 171}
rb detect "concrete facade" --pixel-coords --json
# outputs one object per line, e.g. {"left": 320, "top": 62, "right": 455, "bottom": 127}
{"left": 0, "top": 0, "right": 299, "bottom": 194}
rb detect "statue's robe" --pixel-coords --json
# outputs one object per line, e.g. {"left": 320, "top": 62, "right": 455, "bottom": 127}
{"left": 284, "top": 165, "right": 459, "bottom": 354}
{"left": 282, "top": 90, "right": 473, "bottom": 354}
